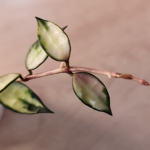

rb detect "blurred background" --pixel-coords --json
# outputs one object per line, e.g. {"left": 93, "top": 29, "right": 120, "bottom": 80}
{"left": 0, "top": 0, "right": 150, "bottom": 150}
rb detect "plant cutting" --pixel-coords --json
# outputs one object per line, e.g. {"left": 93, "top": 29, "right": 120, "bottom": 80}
{"left": 0, "top": 17, "right": 149, "bottom": 116}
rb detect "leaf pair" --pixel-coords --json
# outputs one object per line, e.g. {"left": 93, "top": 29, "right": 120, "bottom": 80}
{"left": 0, "top": 74, "right": 53, "bottom": 114}
{"left": 25, "top": 18, "right": 71, "bottom": 71}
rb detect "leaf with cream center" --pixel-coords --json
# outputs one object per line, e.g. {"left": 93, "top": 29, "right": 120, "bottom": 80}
{"left": 25, "top": 40, "right": 48, "bottom": 70}
{"left": 0, "top": 82, "right": 53, "bottom": 114}
{"left": 0, "top": 73, "right": 20, "bottom": 92}
{"left": 36, "top": 17, "right": 71, "bottom": 61}
{"left": 72, "top": 72, "right": 112, "bottom": 115}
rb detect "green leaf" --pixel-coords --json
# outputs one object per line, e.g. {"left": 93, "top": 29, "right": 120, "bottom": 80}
{"left": 0, "top": 82, "right": 53, "bottom": 114}
{"left": 25, "top": 40, "right": 48, "bottom": 70}
{"left": 72, "top": 72, "right": 112, "bottom": 115}
{"left": 25, "top": 26, "right": 67, "bottom": 70}
{"left": 36, "top": 17, "right": 71, "bottom": 61}
{"left": 0, "top": 73, "right": 20, "bottom": 92}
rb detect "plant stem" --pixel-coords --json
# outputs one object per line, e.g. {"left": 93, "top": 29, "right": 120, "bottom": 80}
{"left": 69, "top": 66, "right": 149, "bottom": 86}
{"left": 25, "top": 68, "right": 67, "bottom": 80}
{"left": 18, "top": 66, "right": 149, "bottom": 86}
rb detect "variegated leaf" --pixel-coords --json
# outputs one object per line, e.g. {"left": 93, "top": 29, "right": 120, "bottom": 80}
{"left": 0, "top": 73, "right": 20, "bottom": 92}
{"left": 36, "top": 17, "right": 71, "bottom": 61}
{"left": 0, "top": 82, "right": 53, "bottom": 114}
{"left": 72, "top": 72, "right": 112, "bottom": 115}
{"left": 25, "top": 40, "right": 48, "bottom": 70}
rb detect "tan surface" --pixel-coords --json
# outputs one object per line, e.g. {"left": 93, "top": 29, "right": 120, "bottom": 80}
{"left": 0, "top": 0, "right": 150, "bottom": 150}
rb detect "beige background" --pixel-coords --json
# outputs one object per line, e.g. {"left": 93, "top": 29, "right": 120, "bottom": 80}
{"left": 0, "top": 0, "right": 150, "bottom": 150}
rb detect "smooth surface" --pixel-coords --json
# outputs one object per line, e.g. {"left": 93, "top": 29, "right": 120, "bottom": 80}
{"left": 72, "top": 72, "right": 111, "bottom": 115}
{"left": 26, "top": 40, "right": 48, "bottom": 70}
{"left": 0, "top": 73, "right": 20, "bottom": 92}
{"left": 0, "top": 82, "right": 52, "bottom": 114}
{"left": 0, "top": 0, "right": 150, "bottom": 150}
{"left": 37, "top": 17, "right": 71, "bottom": 61}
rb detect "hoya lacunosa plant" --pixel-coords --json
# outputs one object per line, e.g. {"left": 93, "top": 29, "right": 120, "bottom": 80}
{"left": 0, "top": 17, "right": 149, "bottom": 116}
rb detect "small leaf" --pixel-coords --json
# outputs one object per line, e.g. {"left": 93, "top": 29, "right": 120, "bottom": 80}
{"left": 36, "top": 17, "right": 71, "bottom": 61}
{"left": 72, "top": 72, "right": 112, "bottom": 115}
{"left": 0, "top": 82, "right": 53, "bottom": 114}
{"left": 0, "top": 73, "right": 20, "bottom": 92}
{"left": 25, "top": 40, "right": 48, "bottom": 70}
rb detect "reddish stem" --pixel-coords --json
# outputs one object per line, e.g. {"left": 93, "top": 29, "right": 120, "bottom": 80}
{"left": 17, "top": 65, "right": 149, "bottom": 86}
{"left": 69, "top": 66, "right": 149, "bottom": 86}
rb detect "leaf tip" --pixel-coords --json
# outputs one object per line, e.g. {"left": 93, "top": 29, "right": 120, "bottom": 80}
{"left": 35, "top": 16, "right": 40, "bottom": 20}
{"left": 38, "top": 107, "right": 54, "bottom": 114}
{"left": 48, "top": 110, "right": 54, "bottom": 114}
{"left": 106, "top": 109, "right": 113, "bottom": 116}
{"left": 35, "top": 17, "right": 44, "bottom": 24}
